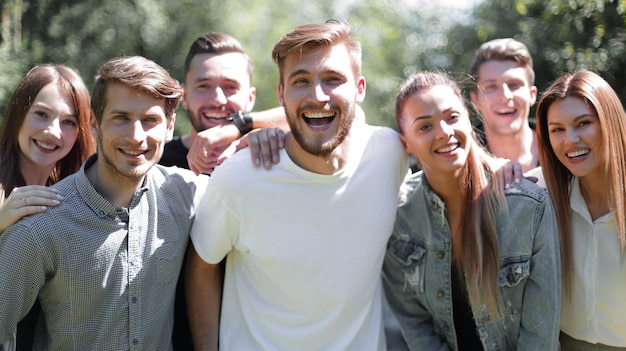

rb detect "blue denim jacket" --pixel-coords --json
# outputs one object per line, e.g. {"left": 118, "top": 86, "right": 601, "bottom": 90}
{"left": 382, "top": 171, "right": 561, "bottom": 351}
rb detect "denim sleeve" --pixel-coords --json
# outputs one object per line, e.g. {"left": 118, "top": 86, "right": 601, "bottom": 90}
{"left": 0, "top": 224, "right": 46, "bottom": 344}
{"left": 516, "top": 197, "right": 561, "bottom": 350}
{"left": 382, "top": 244, "right": 452, "bottom": 351}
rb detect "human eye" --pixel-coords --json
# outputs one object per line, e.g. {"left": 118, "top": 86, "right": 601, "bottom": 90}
{"left": 507, "top": 81, "right": 523, "bottom": 91}
{"left": 448, "top": 113, "right": 461, "bottom": 123}
{"left": 577, "top": 119, "right": 593, "bottom": 128}
{"left": 112, "top": 113, "right": 128, "bottom": 121}
{"left": 62, "top": 118, "right": 77, "bottom": 127}
{"left": 223, "top": 83, "right": 240, "bottom": 95}
{"left": 549, "top": 126, "right": 564, "bottom": 133}
{"left": 325, "top": 76, "right": 344, "bottom": 85}
{"left": 33, "top": 110, "right": 49, "bottom": 119}
{"left": 481, "top": 84, "right": 497, "bottom": 93}
{"left": 292, "top": 76, "right": 309, "bottom": 86}
{"left": 417, "top": 122, "right": 432, "bottom": 132}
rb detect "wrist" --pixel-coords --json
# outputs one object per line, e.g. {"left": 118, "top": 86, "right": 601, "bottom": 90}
{"left": 227, "top": 110, "right": 253, "bottom": 136}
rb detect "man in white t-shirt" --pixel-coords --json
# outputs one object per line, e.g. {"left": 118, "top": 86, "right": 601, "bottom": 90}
{"left": 186, "top": 19, "right": 407, "bottom": 350}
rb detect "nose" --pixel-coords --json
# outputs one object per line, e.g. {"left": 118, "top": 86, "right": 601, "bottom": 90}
{"left": 127, "top": 119, "right": 147, "bottom": 142}
{"left": 501, "top": 83, "right": 513, "bottom": 100}
{"left": 310, "top": 80, "right": 331, "bottom": 102}
{"left": 565, "top": 127, "right": 580, "bottom": 144}
{"left": 208, "top": 87, "right": 228, "bottom": 105}
{"left": 436, "top": 120, "right": 454, "bottom": 140}
{"left": 44, "top": 117, "right": 62, "bottom": 139}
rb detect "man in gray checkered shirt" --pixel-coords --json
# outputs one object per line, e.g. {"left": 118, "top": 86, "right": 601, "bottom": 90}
{"left": 0, "top": 55, "right": 209, "bottom": 350}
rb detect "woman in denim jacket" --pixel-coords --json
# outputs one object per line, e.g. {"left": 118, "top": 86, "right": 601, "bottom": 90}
{"left": 382, "top": 71, "right": 561, "bottom": 350}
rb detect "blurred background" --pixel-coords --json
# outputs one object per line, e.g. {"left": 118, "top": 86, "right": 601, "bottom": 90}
{"left": 1, "top": 0, "right": 625, "bottom": 135}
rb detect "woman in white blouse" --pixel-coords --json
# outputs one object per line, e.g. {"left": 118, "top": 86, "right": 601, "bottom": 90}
{"left": 535, "top": 69, "right": 626, "bottom": 350}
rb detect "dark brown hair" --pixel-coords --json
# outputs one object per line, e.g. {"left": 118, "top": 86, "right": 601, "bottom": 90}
{"left": 183, "top": 31, "right": 253, "bottom": 80}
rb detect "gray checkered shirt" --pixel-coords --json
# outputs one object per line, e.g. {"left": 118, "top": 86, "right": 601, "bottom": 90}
{"left": 0, "top": 155, "right": 208, "bottom": 350}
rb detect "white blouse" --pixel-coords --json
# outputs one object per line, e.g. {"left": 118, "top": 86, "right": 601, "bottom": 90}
{"left": 560, "top": 176, "right": 626, "bottom": 347}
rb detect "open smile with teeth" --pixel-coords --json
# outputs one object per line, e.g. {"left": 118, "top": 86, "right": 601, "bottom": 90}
{"left": 122, "top": 149, "right": 147, "bottom": 156}
{"left": 303, "top": 111, "right": 335, "bottom": 127}
{"left": 202, "top": 112, "right": 229, "bottom": 119}
{"left": 436, "top": 143, "right": 460, "bottom": 154}
{"left": 567, "top": 149, "right": 589, "bottom": 158}
{"left": 34, "top": 140, "right": 58, "bottom": 150}
{"left": 496, "top": 108, "right": 516, "bottom": 116}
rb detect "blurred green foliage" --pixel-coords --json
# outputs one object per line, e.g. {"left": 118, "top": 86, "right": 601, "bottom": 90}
{"left": 1, "top": 0, "right": 625, "bottom": 133}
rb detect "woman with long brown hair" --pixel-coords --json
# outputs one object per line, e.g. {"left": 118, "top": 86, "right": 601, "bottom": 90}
{"left": 0, "top": 64, "right": 95, "bottom": 350}
{"left": 536, "top": 69, "right": 626, "bottom": 350}
{"left": 382, "top": 71, "right": 560, "bottom": 350}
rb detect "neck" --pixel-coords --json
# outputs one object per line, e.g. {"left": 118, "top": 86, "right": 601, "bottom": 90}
{"left": 578, "top": 173, "right": 611, "bottom": 220}
{"left": 484, "top": 124, "right": 537, "bottom": 173}
{"left": 19, "top": 159, "right": 55, "bottom": 186}
{"left": 86, "top": 157, "right": 144, "bottom": 208}
{"left": 424, "top": 169, "right": 463, "bottom": 204}
{"left": 284, "top": 134, "right": 351, "bottom": 175}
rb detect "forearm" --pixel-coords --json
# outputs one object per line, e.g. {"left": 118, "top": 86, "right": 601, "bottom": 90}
{"left": 250, "top": 107, "right": 288, "bottom": 131}
{"left": 185, "top": 246, "right": 223, "bottom": 351}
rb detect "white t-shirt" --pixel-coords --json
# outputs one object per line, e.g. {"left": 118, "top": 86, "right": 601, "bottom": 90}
{"left": 191, "top": 123, "right": 407, "bottom": 350}
{"left": 560, "top": 176, "right": 626, "bottom": 347}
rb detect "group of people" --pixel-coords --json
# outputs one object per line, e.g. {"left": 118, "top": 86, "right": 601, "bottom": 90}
{"left": 0, "top": 18, "right": 623, "bottom": 351}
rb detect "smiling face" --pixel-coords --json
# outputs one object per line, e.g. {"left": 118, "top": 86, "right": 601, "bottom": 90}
{"left": 470, "top": 60, "right": 537, "bottom": 137}
{"left": 183, "top": 52, "right": 256, "bottom": 132}
{"left": 278, "top": 43, "right": 365, "bottom": 157}
{"left": 95, "top": 83, "right": 174, "bottom": 183}
{"left": 399, "top": 84, "right": 472, "bottom": 177}
{"left": 18, "top": 83, "right": 79, "bottom": 173}
{"left": 547, "top": 96, "right": 603, "bottom": 181}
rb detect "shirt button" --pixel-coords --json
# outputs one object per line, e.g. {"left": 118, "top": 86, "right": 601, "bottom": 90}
{"left": 443, "top": 325, "right": 450, "bottom": 332}
{"left": 437, "top": 291, "right": 444, "bottom": 299}
{"left": 133, "top": 338, "right": 139, "bottom": 345}
{"left": 437, "top": 252, "right": 445, "bottom": 259}
{"left": 132, "top": 296, "right": 137, "bottom": 304}
{"left": 431, "top": 202, "right": 438, "bottom": 210}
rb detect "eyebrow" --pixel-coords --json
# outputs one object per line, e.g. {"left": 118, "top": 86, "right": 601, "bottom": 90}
{"left": 547, "top": 113, "right": 594, "bottom": 125}
{"left": 32, "top": 102, "right": 78, "bottom": 119}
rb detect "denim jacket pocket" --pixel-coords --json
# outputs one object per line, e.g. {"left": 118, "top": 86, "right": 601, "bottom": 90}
{"left": 387, "top": 237, "right": 427, "bottom": 293}
{"left": 497, "top": 257, "right": 530, "bottom": 288}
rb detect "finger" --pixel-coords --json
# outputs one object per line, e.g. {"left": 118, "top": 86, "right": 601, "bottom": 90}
{"left": 27, "top": 189, "right": 64, "bottom": 201}
{"left": 257, "top": 130, "right": 276, "bottom": 170}
{"left": 513, "top": 162, "right": 523, "bottom": 185}
{"left": 266, "top": 129, "right": 281, "bottom": 167}
{"left": 246, "top": 132, "right": 263, "bottom": 167}
{"left": 502, "top": 161, "right": 514, "bottom": 189}
{"left": 276, "top": 129, "right": 287, "bottom": 149}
